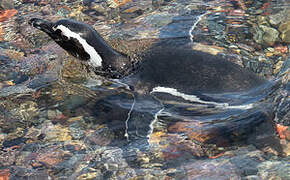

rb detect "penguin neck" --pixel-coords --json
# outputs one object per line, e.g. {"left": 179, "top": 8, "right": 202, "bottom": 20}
{"left": 89, "top": 34, "right": 134, "bottom": 78}
{"left": 89, "top": 33, "right": 124, "bottom": 62}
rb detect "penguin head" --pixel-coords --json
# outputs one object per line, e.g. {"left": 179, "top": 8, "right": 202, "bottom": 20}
{"left": 29, "top": 18, "right": 103, "bottom": 64}
{"left": 29, "top": 18, "right": 134, "bottom": 78}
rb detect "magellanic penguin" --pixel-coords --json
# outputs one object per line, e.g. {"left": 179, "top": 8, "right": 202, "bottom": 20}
{"left": 29, "top": 18, "right": 267, "bottom": 141}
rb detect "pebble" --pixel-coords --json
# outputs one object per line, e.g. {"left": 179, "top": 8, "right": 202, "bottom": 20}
{"left": 273, "top": 60, "right": 285, "bottom": 75}
{"left": 47, "top": 109, "right": 63, "bottom": 120}
{"left": 41, "top": 121, "right": 72, "bottom": 142}
{"left": 0, "top": 169, "right": 10, "bottom": 180}
{"left": 258, "top": 25, "right": 280, "bottom": 46}
{"left": 192, "top": 43, "right": 224, "bottom": 55}
{"left": 0, "top": 0, "right": 14, "bottom": 9}
{"left": 278, "top": 21, "right": 290, "bottom": 43}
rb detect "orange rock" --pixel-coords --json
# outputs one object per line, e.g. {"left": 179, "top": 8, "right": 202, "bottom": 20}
{"left": 192, "top": 43, "right": 224, "bottom": 55}
{"left": 4, "top": 49, "right": 25, "bottom": 61}
{"left": 162, "top": 146, "right": 182, "bottom": 160}
{"left": 276, "top": 124, "right": 289, "bottom": 139}
{"left": 227, "top": 9, "right": 245, "bottom": 16}
{"left": 123, "top": 6, "right": 140, "bottom": 13}
{"left": 32, "top": 90, "right": 41, "bottom": 98}
{"left": 168, "top": 122, "right": 215, "bottom": 142}
{"left": 108, "top": 0, "right": 132, "bottom": 8}
{"left": 0, "top": 24, "right": 4, "bottom": 41}
{"left": 208, "top": 152, "right": 224, "bottom": 159}
{"left": 275, "top": 45, "right": 288, "bottom": 54}
{"left": 36, "top": 151, "right": 64, "bottom": 166}
{"left": 237, "top": 0, "right": 246, "bottom": 10}
{"left": 0, "top": 9, "right": 18, "bottom": 22}
{"left": 0, "top": 169, "right": 10, "bottom": 180}
{"left": 188, "top": 130, "right": 216, "bottom": 143}
{"left": 6, "top": 80, "right": 15, "bottom": 86}
{"left": 114, "top": 0, "right": 132, "bottom": 7}
{"left": 261, "top": 2, "right": 270, "bottom": 10}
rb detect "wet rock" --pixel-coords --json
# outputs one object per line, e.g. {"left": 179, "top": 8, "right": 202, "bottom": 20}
{"left": 63, "top": 95, "right": 88, "bottom": 111}
{"left": 0, "top": 25, "right": 4, "bottom": 42}
{"left": 24, "top": 127, "right": 42, "bottom": 142}
{"left": 0, "top": 0, "right": 14, "bottom": 10}
{"left": 184, "top": 160, "right": 240, "bottom": 179}
{"left": 257, "top": 161, "right": 290, "bottom": 179}
{"left": 10, "top": 169, "right": 50, "bottom": 180}
{"left": 69, "top": 121, "right": 85, "bottom": 139}
{"left": 256, "top": 16, "right": 270, "bottom": 27}
{"left": 47, "top": 109, "right": 63, "bottom": 120}
{"left": 273, "top": 60, "right": 285, "bottom": 75}
{"left": 2, "top": 137, "right": 27, "bottom": 148}
{"left": 278, "top": 46, "right": 289, "bottom": 54}
{"left": 230, "top": 152, "right": 261, "bottom": 176}
{"left": 0, "top": 9, "right": 18, "bottom": 22}
{"left": 0, "top": 169, "right": 10, "bottom": 180}
{"left": 77, "top": 171, "right": 102, "bottom": 180}
{"left": 192, "top": 43, "right": 224, "bottom": 55}
{"left": 278, "top": 21, "right": 290, "bottom": 43}
{"left": 255, "top": 25, "right": 280, "bottom": 46}
{"left": 13, "top": 101, "right": 39, "bottom": 121}
{"left": 41, "top": 121, "right": 72, "bottom": 142}
{"left": 61, "top": 58, "right": 88, "bottom": 81}
{"left": 120, "top": 6, "right": 143, "bottom": 20}
{"left": 168, "top": 121, "right": 228, "bottom": 146}
{"left": 82, "top": 7, "right": 106, "bottom": 20}
{"left": 279, "top": 139, "right": 290, "bottom": 156}
{"left": 33, "top": 149, "right": 70, "bottom": 168}
{"left": 0, "top": 133, "right": 7, "bottom": 145}
{"left": 152, "top": 0, "right": 166, "bottom": 9}
{"left": 21, "top": 0, "right": 37, "bottom": 3}
{"left": 84, "top": 127, "right": 114, "bottom": 147}
{"left": 40, "top": 4, "right": 53, "bottom": 15}
{"left": 107, "top": 0, "right": 133, "bottom": 9}
{"left": 4, "top": 49, "right": 25, "bottom": 61}
{"left": 269, "top": 12, "right": 286, "bottom": 26}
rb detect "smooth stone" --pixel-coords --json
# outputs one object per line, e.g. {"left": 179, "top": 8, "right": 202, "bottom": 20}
{"left": 0, "top": 0, "right": 14, "bottom": 9}
{"left": 279, "top": 21, "right": 290, "bottom": 43}
{"left": 259, "top": 25, "right": 280, "bottom": 46}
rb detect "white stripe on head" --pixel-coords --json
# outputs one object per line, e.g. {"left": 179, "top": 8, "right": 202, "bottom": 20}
{"left": 53, "top": 24, "right": 103, "bottom": 67}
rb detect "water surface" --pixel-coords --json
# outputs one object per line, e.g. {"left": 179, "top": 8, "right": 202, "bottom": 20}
{"left": 0, "top": 0, "right": 289, "bottom": 179}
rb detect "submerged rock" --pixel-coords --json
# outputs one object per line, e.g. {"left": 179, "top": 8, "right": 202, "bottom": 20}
{"left": 254, "top": 25, "right": 280, "bottom": 46}
{"left": 279, "top": 21, "right": 290, "bottom": 43}
{"left": 41, "top": 121, "right": 72, "bottom": 142}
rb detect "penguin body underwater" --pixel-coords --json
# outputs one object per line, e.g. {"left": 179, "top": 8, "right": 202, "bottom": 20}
{"left": 29, "top": 18, "right": 266, "bottom": 140}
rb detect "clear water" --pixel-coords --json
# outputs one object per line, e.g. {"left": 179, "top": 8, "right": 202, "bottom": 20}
{"left": 0, "top": 0, "right": 289, "bottom": 179}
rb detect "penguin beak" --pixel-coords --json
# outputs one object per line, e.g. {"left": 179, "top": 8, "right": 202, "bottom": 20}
{"left": 29, "top": 18, "right": 55, "bottom": 35}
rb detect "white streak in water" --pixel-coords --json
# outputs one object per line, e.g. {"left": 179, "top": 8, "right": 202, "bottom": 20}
{"left": 147, "top": 108, "right": 164, "bottom": 139}
{"left": 124, "top": 94, "right": 136, "bottom": 141}
{"left": 189, "top": 13, "right": 208, "bottom": 42}
{"left": 151, "top": 86, "right": 254, "bottom": 110}
{"left": 53, "top": 25, "right": 103, "bottom": 67}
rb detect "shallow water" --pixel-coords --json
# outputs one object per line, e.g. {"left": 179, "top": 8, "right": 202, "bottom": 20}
{"left": 0, "top": 0, "right": 289, "bottom": 179}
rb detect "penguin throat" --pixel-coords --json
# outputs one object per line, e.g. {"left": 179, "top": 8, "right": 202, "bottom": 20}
{"left": 53, "top": 24, "right": 103, "bottom": 67}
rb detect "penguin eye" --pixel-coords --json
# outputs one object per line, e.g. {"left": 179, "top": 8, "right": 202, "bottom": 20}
{"left": 55, "top": 29, "right": 62, "bottom": 34}
{"left": 61, "top": 35, "right": 69, "bottom": 41}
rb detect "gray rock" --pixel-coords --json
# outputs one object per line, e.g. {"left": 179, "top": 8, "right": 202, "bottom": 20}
{"left": 259, "top": 25, "right": 280, "bottom": 46}
{"left": 0, "top": 0, "right": 14, "bottom": 10}
{"left": 269, "top": 13, "right": 284, "bottom": 26}
{"left": 279, "top": 21, "right": 290, "bottom": 43}
{"left": 47, "top": 109, "right": 63, "bottom": 120}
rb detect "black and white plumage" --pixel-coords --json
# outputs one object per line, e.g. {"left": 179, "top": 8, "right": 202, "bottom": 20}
{"left": 29, "top": 18, "right": 267, "bottom": 141}
{"left": 29, "top": 18, "right": 133, "bottom": 79}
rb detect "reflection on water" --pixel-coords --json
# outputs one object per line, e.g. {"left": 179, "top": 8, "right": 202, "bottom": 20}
{"left": 0, "top": 0, "right": 289, "bottom": 179}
